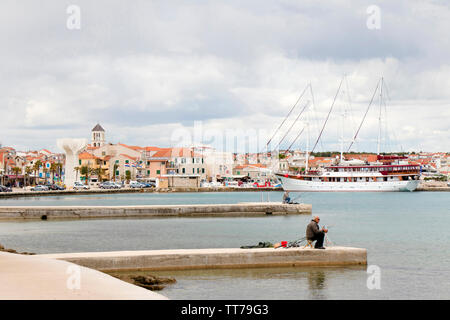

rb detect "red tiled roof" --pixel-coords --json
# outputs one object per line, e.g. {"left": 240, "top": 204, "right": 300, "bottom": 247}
{"left": 79, "top": 152, "right": 99, "bottom": 160}
{"left": 118, "top": 143, "right": 143, "bottom": 151}
{"left": 234, "top": 164, "right": 267, "bottom": 170}
{"left": 119, "top": 154, "right": 138, "bottom": 161}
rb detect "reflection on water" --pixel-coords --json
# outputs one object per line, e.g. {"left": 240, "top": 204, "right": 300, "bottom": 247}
{"left": 308, "top": 270, "right": 327, "bottom": 299}
{"left": 114, "top": 265, "right": 367, "bottom": 300}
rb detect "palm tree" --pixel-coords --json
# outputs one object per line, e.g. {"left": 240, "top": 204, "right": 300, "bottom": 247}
{"left": 50, "top": 163, "right": 58, "bottom": 184}
{"left": 43, "top": 168, "right": 49, "bottom": 184}
{"left": 25, "top": 166, "right": 33, "bottom": 187}
{"left": 56, "top": 162, "right": 63, "bottom": 183}
{"left": 80, "top": 165, "right": 91, "bottom": 185}
{"left": 74, "top": 166, "right": 80, "bottom": 182}
{"left": 112, "top": 163, "right": 119, "bottom": 181}
{"left": 33, "top": 160, "right": 42, "bottom": 185}
{"left": 11, "top": 167, "right": 21, "bottom": 187}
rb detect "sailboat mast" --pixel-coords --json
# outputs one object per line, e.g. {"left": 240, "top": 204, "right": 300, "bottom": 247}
{"left": 340, "top": 97, "right": 344, "bottom": 163}
{"left": 377, "top": 77, "right": 383, "bottom": 155}
{"left": 305, "top": 104, "right": 309, "bottom": 173}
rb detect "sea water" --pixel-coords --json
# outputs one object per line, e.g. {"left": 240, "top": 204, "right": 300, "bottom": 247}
{"left": 0, "top": 191, "right": 448, "bottom": 299}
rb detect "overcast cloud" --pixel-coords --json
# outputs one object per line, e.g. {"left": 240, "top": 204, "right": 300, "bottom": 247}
{"left": 0, "top": 0, "right": 449, "bottom": 153}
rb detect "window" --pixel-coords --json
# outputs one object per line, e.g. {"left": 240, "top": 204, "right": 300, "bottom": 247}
{"left": 193, "top": 168, "right": 195, "bottom": 174}
{"left": 192, "top": 158, "right": 195, "bottom": 164}
{"left": 79, "top": 160, "right": 81, "bottom": 165}
{"left": 146, "top": 161, "right": 150, "bottom": 166}
{"left": 125, "top": 160, "right": 129, "bottom": 164}
{"left": 115, "top": 160, "right": 119, "bottom": 164}
{"left": 182, "top": 168, "right": 185, "bottom": 174}
{"left": 116, "top": 170, "right": 120, "bottom": 176}
{"left": 202, "top": 168, "right": 205, "bottom": 174}
{"left": 156, "top": 170, "right": 160, "bottom": 174}
{"left": 147, "top": 170, "right": 150, "bottom": 175}
{"left": 197, "top": 168, "right": 199, "bottom": 174}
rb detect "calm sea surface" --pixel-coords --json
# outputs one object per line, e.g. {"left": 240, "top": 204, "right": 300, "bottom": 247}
{"left": 0, "top": 191, "right": 449, "bottom": 299}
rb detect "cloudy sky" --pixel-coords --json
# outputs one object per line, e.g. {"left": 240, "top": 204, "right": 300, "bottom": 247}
{"left": 1, "top": 0, "right": 449, "bottom": 153}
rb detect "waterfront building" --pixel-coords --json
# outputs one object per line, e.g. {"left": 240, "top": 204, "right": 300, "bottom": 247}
{"left": 232, "top": 163, "right": 270, "bottom": 181}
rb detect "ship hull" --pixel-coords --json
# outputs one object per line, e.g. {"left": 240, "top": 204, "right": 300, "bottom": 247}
{"left": 276, "top": 175, "right": 419, "bottom": 192}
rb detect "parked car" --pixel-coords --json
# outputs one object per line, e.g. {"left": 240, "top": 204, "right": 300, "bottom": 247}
{"left": 0, "top": 185, "right": 13, "bottom": 192}
{"left": 73, "top": 181, "right": 90, "bottom": 190}
{"left": 99, "top": 181, "right": 120, "bottom": 189}
{"left": 45, "top": 183, "right": 65, "bottom": 190}
{"left": 31, "top": 185, "right": 49, "bottom": 191}
{"left": 129, "top": 181, "right": 144, "bottom": 188}
{"left": 140, "top": 182, "right": 156, "bottom": 188}
{"left": 114, "top": 182, "right": 124, "bottom": 188}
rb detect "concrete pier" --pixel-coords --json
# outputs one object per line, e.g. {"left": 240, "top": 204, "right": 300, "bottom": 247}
{"left": 0, "top": 202, "right": 311, "bottom": 220}
{"left": 39, "top": 247, "right": 367, "bottom": 272}
{"left": 0, "top": 251, "right": 167, "bottom": 300}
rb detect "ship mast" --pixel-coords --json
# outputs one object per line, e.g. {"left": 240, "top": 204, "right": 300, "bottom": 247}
{"left": 340, "top": 90, "right": 345, "bottom": 163}
{"left": 377, "top": 77, "right": 384, "bottom": 156}
{"left": 305, "top": 104, "right": 310, "bottom": 173}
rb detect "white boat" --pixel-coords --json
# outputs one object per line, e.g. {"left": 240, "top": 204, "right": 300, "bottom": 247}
{"left": 276, "top": 156, "right": 420, "bottom": 192}
{"left": 272, "top": 77, "right": 421, "bottom": 192}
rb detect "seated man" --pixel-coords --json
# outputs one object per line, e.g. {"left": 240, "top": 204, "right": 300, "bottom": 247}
{"left": 282, "top": 191, "right": 291, "bottom": 204}
{"left": 306, "top": 216, "right": 328, "bottom": 249}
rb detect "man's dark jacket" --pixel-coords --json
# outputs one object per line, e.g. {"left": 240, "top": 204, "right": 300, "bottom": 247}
{"left": 306, "top": 220, "right": 323, "bottom": 240}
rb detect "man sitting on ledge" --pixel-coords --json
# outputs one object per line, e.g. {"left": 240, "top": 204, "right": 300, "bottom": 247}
{"left": 282, "top": 191, "right": 291, "bottom": 204}
{"left": 306, "top": 216, "right": 328, "bottom": 249}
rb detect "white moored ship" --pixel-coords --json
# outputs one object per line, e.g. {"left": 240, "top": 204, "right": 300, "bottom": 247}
{"left": 276, "top": 156, "right": 421, "bottom": 192}
{"left": 271, "top": 77, "right": 421, "bottom": 192}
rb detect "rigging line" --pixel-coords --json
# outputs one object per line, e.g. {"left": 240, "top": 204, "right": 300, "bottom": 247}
{"left": 284, "top": 126, "right": 306, "bottom": 154}
{"left": 345, "top": 75, "right": 358, "bottom": 150}
{"left": 265, "top": 83, "right": 310, "bottom": 151}
{"left": 346, "top": 78, "right": 381, "bottom": 152}
{"left": 382, "top": 78, "right": 391, "bottom": 101}
{"left": 311, "top": 76, "right": 345, "bottom": 154}
{"left": 309, "top": 83, "right": 324, "bottom": 151}
{"left": 274, "top": 101, "right": 310, "bottom": 151}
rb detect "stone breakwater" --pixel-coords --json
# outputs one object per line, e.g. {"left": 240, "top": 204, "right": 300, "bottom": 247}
{"left": 0, "top": 187, "right": 283, "bottom": 198}
{"left": 0, "top": 202, "right": 312, "bottom": 220}
{"left": 39, "top": 247, "right": 367, "bottom": 272}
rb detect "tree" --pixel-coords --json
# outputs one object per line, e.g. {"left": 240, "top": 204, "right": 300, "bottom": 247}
{"left": 33, "top": 160, "right": 42, "bottom": 185}
{"left": 80, "top": 165, "right": 91, "bottom": 185}
{"left": 25, "top": 166, "right": 33, "bottom": 187}
{"left": 93, "top": 167, "right": 106, "bottom": 182}
{"left": 50, "top": 163, "right": 58, "bottom": 184}
{"left": 43, "top": 168, "right": 49, "bottom": 184}
{"left": 56, "top": 162, "right": 63, "bottom": 183}
{"left": 11, "top": 167, "right": 21, "bottom": 187}
{"left": 112, "top": 163, "right": 119, "bottom": 181}
{"left": 73, "top": 166, "right": 80, "bottom": 182}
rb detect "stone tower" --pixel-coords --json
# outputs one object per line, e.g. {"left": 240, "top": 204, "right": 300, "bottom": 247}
{"left": 91, "top": 123, "right": 105, "bottom": 147}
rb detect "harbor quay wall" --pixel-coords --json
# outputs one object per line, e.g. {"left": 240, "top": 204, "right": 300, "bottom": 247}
{"left": 0, "top": 187, "right": 284, "bottom": 198}
{"left": 39, "top": 247, "right": 367, "bottom": 272}
{"left": 0, "top": 202, "right": 312, "bottom": 220}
